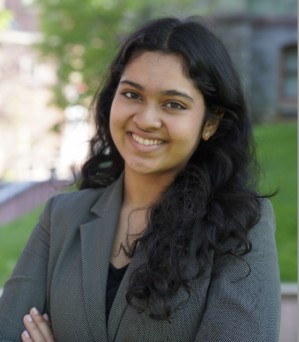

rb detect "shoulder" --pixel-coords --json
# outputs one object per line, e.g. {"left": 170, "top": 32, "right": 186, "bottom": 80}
{"left": 249, "top": 197, "right": 276, "bottom": 240}
{"left": 259, "top": 197, "right": 275, "bottom": 222}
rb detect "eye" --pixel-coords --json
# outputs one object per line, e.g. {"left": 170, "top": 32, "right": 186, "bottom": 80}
{"left": 165, "top": 101, "right": 187, "bottom": 110}
{"left": 122, "top": 91, "right": 140, "bottom": 100}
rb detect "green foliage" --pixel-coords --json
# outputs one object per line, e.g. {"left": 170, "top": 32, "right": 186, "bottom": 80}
{"left": 0, "top": 9, "right": 12, "bottom": 31}
{"left": 35, "top": 0, "right": 196, "bottom": 108}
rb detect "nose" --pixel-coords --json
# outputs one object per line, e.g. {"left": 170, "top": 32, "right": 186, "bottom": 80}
{"left": 133, "top": 104, "right": 162, "bottom": 131}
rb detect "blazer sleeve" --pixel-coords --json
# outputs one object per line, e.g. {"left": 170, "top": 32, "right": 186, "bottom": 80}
{"left": 195, "top": 199, "right": 281, "bottom": 342}
{"left": 0, "top": 198, "right": 53, "bottom": 341}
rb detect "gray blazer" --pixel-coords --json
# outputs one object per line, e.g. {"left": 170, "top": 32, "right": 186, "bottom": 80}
{"left": 0, "top": 175, "right": 281, "bottom": 341}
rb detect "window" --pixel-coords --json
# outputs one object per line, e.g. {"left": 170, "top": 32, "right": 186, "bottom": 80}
{"left": 280, "top": 44, "right": 297, "bottom": 101}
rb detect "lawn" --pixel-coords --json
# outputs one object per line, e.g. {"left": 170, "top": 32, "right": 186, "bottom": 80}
{"left": 0, "top": 121, "right": 297, "bottom": 287}
{"left": 0, "top": 206, "right": 43, "bottom": 287}
{"left": 254, "top": 121, "right": 297, "bottom": 282}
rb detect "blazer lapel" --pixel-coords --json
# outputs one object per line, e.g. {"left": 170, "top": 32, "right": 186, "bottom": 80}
{"left": 107, "top": 247, "right": 147, "bottom": 341}
{"left": 79, "top": 175, "right": 124, "bottom": 341}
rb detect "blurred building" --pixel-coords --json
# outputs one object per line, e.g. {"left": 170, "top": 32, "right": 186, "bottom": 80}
{"left": 0, "top": 0, "right": 91, "bottom": 181}
{"left": 194, "top": 0, "right": 297, "bottom": 121}
{"left": 219, "top": 17, "right": 296, "bottom": 121}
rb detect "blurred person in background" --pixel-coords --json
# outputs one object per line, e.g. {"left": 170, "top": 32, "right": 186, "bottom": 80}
{"left": 0, "top": 16, "right": 280, "bottom": 342}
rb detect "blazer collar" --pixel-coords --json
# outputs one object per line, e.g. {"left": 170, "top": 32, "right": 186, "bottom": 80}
{"left": 90, "top": 173, "right": 124, "bottom": 217}
{"left": 79, "top": 174, "right": 124, "bottom": 341}
{"left": 107, "top": 246, "right": 146, "bottom": 341}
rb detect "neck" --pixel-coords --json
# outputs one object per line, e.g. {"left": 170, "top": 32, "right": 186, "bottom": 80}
{"left": 123, "top": 169, "right": 176, "bottom": 210}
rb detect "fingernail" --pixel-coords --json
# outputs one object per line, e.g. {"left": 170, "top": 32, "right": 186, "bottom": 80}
{"left": 32, "top": 307, "right": 39, "bottom": 315}
{"left": 23, "top": 330, "right": 30, "bottom": 338}
{"left": 43, "top": 313, "right": 49, "bottom": 321}
{"left": 26, "top": 315, "right": 33, "bottom": 323}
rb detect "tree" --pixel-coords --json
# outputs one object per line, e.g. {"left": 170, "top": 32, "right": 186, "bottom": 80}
{"left": 35, "top": 0, "right": 196, "bottom": 109}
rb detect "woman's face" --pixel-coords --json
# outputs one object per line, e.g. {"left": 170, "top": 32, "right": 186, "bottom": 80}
{"left": 110, "top": 51, "right": 209, "bottom": 179}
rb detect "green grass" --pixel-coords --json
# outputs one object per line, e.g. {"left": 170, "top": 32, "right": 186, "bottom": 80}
{"left": 0, "top": 206, "right": 43, "bottom": 287}
{"left": 0, "top": 121, "right": 297, "bottom": 287}
{"left": 254, "top": 121, "right": 297, "bottom": 282}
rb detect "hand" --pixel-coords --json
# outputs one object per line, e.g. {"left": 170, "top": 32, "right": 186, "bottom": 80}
{"left": 21, "top": 307, "right": 55, "bottom": 342}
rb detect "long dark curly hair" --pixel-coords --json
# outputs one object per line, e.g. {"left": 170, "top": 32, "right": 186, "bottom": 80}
{"left": 80, "top": 16, "right": 263, "bottom": 320}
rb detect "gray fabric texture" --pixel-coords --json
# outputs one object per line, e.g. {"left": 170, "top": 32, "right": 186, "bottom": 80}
{"left": 0, "top": 175, "right": 281, "bottom": 341}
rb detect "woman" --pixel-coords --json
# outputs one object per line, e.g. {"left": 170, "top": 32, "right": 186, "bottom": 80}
{"left": 0, "top": 16, "right": 280, "bottom": 341}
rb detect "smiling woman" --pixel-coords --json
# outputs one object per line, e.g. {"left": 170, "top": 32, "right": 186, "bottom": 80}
{"left": 0, "top": 16, "right": 280, "bottom": 342}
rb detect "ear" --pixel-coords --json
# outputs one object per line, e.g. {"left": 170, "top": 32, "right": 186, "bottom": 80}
{"left": 201, "top": 113, "right": 224, "bottom": 141}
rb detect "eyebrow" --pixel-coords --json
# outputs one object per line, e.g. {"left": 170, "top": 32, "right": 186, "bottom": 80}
{"left": 119, "top": 79, "right": 194, "bottom": 103}
{"left": 120, "top": 80, "right": 143, "bottom": 90}
{"left": 161, "top": 90, "right": 194, "bottom": 103}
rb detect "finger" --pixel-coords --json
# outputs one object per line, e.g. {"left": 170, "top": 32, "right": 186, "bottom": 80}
{"left": 42, "top": 313, "right": 52, "bottom": 327}
{"left": 21, "top": 330, "right": 33, "bottom": 341}
{"left": 23, "top": 308, "right": 55, "bottom": 342}
{"left": 23, "top": 314, "right": 46, "bottom": 342}
{"left": 30, "top": 308, "right": 55, "bottom": 342}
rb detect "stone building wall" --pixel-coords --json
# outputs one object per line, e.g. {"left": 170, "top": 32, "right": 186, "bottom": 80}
{"left": 214, "top": 15, "right": 297, "bottom": 122}
{"left": 250, "top": 17, "right": 297, "bottom": 121}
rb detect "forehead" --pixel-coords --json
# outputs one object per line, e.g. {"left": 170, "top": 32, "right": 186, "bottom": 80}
{"left": 120, "top": 51, "right": 194, "bottom": 90}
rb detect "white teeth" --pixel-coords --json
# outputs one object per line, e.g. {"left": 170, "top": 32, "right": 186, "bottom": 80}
{"left": 131, "top": 133, "right": 163, "bottom": 146}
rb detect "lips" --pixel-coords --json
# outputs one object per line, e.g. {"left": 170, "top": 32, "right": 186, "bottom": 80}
{"left": 131, "top": 133, "right": 164, "bottom": 146}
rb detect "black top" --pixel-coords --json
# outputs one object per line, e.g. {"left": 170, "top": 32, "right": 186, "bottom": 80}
{"left": 106, "top": 263, "right": 128, "bottom": 322}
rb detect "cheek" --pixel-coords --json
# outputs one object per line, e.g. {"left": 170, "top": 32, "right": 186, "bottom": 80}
{"left": 109, "top": 99, "right": 117, "bottom": 122}
{"left": 109, "top": 100, "right": 121, "bottom": 132}
{"left": 178, "top": 117, "right": 204, "bottom": 144}
{"left": 110, "top": 95, "right": 130, "bottom": 127}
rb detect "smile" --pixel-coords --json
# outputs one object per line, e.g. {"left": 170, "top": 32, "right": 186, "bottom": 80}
{"left": 131, "top": 133, "right": 164, "bottom": 146}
